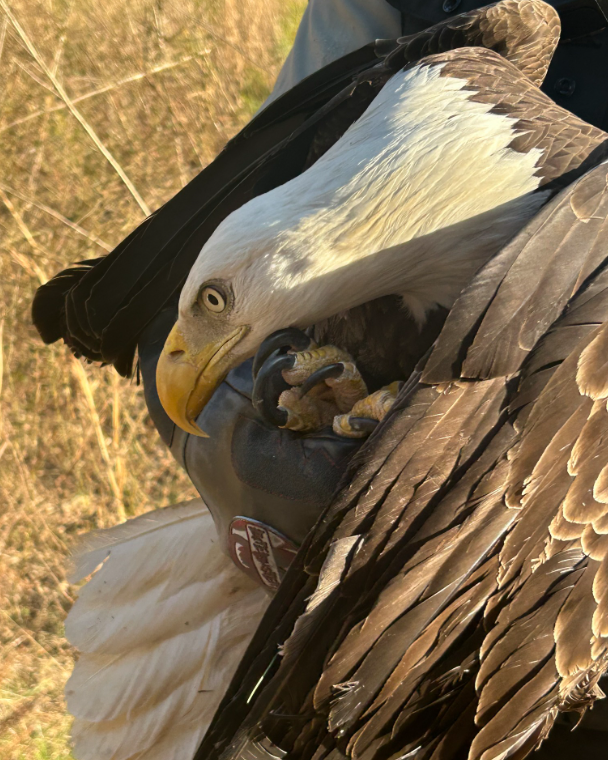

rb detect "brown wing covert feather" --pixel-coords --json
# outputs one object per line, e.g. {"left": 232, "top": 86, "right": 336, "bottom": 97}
{"left": 472, "top": 321, "right": 608, "bottom": 760}
{"left": 197, "top": 156, "right": 608, "bottom": 760}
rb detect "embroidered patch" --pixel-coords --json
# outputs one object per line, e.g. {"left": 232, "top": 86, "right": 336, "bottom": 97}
{"left": 228, "top": 517, "right": 298, "bottom": 590}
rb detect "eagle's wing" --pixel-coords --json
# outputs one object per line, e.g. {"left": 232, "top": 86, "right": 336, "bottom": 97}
{"left": 197, "top": 160, "right": 608, "bottom": 760}
{"left": 64, "top": 499, "right": 269, "bottom": 760}
{"left": 31, "top": 0, "right": 559, "bottom": 377}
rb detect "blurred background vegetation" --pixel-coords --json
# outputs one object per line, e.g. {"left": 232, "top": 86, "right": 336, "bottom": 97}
{"left": 0, "top": 0, "right": 305, "bottom": 756}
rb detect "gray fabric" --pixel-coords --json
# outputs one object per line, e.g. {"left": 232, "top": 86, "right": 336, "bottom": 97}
{"left": 263, "top": 0, "right": 608, "bottom": 129}
{"left": 262, "top": 0, "right": 402, "bottom": 107}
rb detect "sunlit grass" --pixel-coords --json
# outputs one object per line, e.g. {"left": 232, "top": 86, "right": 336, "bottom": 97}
{"left": 0, "top": 0, "right": 305, "bottom": 756}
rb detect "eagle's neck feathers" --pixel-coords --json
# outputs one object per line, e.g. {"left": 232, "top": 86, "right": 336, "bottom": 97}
{"left": 189, "top": 60, "right": 550, "bottom": 327}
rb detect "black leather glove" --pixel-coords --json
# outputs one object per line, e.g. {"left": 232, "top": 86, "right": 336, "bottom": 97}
{"left": 138, "top": 308, "right": 362, "bottom": 590}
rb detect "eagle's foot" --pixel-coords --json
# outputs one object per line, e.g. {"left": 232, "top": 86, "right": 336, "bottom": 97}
{"left": 252, "top": 329, "right": 368, "bottom": 432}
{"left": 283, "top": 345, "right": 368, "bottom": 413}
{"left": 276, "top": 387, "right": 338, "bottom": 432}
{"left": 333, "top": 382, "right": 401, "bottom": 439}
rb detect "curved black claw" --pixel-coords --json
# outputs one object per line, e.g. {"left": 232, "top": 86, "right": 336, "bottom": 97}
{"left": 252, "top": 350, "right": 295, "bottom": 426}
{"left": 348, "top": 417, "right": 379, "bottom": 435}
{"left": 252, "top": 328, "right": 312, "bottom": 379}
{"left": 299, "top": 363, "right": 344, "bottom": 397}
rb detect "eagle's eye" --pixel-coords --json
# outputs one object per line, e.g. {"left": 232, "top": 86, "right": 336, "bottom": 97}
{"left": 199, "top": 284, "right": 227, "bottom": 313}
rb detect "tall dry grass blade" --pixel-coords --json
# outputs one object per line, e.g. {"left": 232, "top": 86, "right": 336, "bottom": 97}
{"left": 0, "top": 15, "right": 7, "bottom": 64}
{"left": 0, "top": 319, "right": 4, "bottom": 402}
{"left": 0, "top": 183, "right": 112, "bottom": 251}
{"left": 14, "top": 58, "right": 58, "bottom": 95}
{"left": 0, "top": 1, "right": 304, "bottom": 754}
{"left": 198, "top": 20, "right": 270, "bottom": 72}
{"left": 0, "top": 0, "right": 151, "bottom": 216}
{"left": 0, "top": 52, "right": 210, "bottom": 133}
{"left": 0, "top": 187, "right": 45, "bottom": 254}
{"left": 7, "top": 247, "right": 47, "bottom": 284}
{"left": 71, "top": 358, "right": 127, "bottom": 523}
{"left": 2, "top": 612, "right": 69, "bottom": 673}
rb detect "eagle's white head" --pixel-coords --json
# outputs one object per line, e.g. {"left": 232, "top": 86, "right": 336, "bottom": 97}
{"left": 156, "top": 54, "right": 548, "bottom": 435}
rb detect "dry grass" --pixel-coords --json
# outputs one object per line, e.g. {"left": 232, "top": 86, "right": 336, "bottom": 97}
{"left": 0, "top": 1, "right": 304, "bottom": 757}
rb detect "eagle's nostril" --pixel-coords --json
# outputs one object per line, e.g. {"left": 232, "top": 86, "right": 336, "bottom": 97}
{"left": 169, "top": 349, "right": 185, "bottom": 360}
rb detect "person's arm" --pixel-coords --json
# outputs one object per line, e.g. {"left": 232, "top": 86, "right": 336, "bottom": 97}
{"left": 262, "top": 0, "right": 402, "bottom": 107}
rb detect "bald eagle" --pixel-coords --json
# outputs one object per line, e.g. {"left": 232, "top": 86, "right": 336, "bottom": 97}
{"left": 32, "top": 1, "right": 608, "bottom": 759}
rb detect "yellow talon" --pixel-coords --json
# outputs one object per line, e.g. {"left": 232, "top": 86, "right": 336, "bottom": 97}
{"left": 333, "top": 383, "right": 400, "bottom": 439}
{"left": 282, "top": 345, "right": 352, "bottom": 385}
{"left": 278, "top": 388, "right": 338, "bottom": 432}
{"left": 324, "top": 361, "right": 368, "bottom": 412}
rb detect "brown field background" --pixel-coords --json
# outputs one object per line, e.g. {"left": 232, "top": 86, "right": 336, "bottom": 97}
{"left": 0, "top": 1, "right": 305, "bottom": 757}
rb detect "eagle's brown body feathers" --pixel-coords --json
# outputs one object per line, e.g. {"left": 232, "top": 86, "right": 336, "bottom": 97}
{"left": 200, "top": 158, "right": 608, "bottom": 760}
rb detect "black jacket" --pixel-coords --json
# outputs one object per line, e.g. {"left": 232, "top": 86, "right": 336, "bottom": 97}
{"left": 388, "top": 0, "right": 608, "bottom": 128}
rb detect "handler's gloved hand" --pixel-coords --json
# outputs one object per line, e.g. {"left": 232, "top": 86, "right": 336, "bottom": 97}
{"left": 138, "top": 308, "right": 362, "bottom": 591}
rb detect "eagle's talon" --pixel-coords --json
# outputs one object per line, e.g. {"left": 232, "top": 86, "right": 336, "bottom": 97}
{"left": 282, "top": 345, "right": 352, "bottom": 386}
{"left": 252, "top": 349, "right": 294, "bottom": 426}
{"left": 333, "top": 382, "right": 401, "bottom": 438}
{"left": 283, "top": 346, "right": 368, "bottom": 415}
{"left": 324, "top": 360, "right": 368, "bottom": 413}
{"left": 348, "top": 417, "right": 380, "bottom": 435}
{"left": 277, "top": 388, "right": 337, "bottom": 432}
{"left": 252, "top": 328, "right": 314, "bottom": 379}
{"left": 252, "top": 339, "right": 371, "bottom": 432}
{"left": 299, "top": 363, "right": 345, "bottom": 397}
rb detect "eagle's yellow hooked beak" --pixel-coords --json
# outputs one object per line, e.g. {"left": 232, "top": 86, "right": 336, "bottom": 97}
{"left": 156, "top": 323, "right": 249, "bottom": 437}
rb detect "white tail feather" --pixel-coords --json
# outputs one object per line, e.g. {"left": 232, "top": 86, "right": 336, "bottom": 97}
{"left": 65, "top": 499, "right": 270, "bottom": 760}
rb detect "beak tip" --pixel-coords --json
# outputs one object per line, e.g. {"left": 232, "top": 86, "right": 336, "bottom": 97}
{"left": 192, "top": 423, "right": 210, "bottom": 438}
{"left": 180, "top": 417, "right": 209, "bottom": 438}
